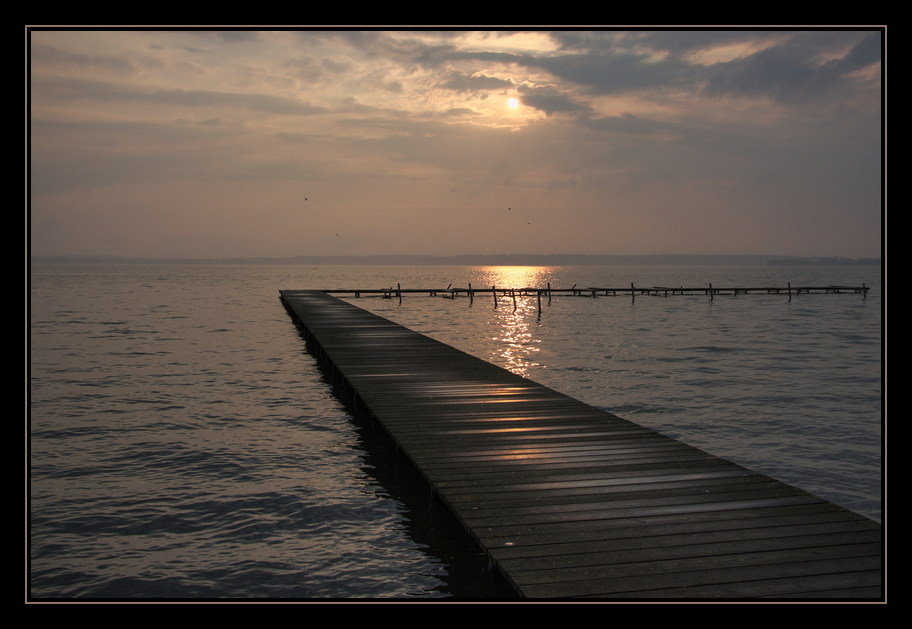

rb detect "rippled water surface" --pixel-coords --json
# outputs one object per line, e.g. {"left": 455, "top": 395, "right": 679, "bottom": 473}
{"left": 29, "top": 264, "right": 882, "bottom": 599}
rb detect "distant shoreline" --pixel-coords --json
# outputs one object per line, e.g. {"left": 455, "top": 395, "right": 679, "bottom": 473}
{"left": 30, "top": 254, "right": 882, "bottom": 267}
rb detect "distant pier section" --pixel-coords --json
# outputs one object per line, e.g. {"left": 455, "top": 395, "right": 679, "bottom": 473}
{"left": 320, "top": 282, "right": 870, "bottom": 310}
{"left": 321, "top": 283, "right": 870, "bottom": 298}
{"left": 280, "top": 289, "right": 882, "bottom": 599}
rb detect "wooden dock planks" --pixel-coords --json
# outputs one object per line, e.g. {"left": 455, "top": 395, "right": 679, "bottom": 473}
{"left": 279, "top": 290, "right": 882, "bottom": 600}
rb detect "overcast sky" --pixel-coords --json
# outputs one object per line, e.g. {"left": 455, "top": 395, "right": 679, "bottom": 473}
{"left": 29, "top": 29, "right": 883, "bottom": 259}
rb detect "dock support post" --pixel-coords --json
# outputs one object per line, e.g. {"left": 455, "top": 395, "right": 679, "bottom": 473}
{"left": 492, "top": 286, "right": 497, "bottom": 308}
{"left": 709, "top": 283, "right": 713, "bottom": 301}
{"left": 631, "top": 283, "right": 635, "bottom": 303}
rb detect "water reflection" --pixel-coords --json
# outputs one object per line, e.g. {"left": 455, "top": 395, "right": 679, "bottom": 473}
{"left": 470, "top": 267, "right": 556, "bottom": 378}
{"left": 472, "top": 266, "right": 554, "bottom": 292}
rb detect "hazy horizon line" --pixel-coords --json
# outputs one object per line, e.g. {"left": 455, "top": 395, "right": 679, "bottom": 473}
{"left": 30, "top": 253, "right": 883, "bottom": 267}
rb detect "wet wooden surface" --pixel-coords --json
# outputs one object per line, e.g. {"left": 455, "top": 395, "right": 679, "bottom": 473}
{"left": 280, "top": 290, "right": 882, "bottom": 600}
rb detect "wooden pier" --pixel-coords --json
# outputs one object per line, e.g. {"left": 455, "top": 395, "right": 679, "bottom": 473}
{"left": 280, "top": 290, "right": 882, "bottom": 600}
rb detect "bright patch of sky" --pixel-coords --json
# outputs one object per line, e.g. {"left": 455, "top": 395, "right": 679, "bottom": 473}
{"left": 29, "top": 28, "right": 883, "bottom": 259}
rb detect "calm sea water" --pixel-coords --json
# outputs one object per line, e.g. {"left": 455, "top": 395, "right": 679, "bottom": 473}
{"left": 29, "top": 264, "right": 882, "bottom": 599}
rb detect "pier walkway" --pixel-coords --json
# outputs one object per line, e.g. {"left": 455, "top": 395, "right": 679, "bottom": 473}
{"left": 279, "top": 290, "right": 882, "bottom": 600}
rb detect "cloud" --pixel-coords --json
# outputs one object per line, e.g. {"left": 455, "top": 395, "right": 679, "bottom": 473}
{"left": 439, "top": 107, "right": 478, "bottom": 118}
{"left": 826, "top": 32, "right": 882, "bottom": 74}
{"left": 580, "top": 112, "right": 678, "bottom": 136}
{"left": 700, "top": 32, "right": 881, "bottom": 103}
{"left": 529, "top": 51, "right": 696, "bottom": 95}
{"left": 439, "top": 70, "right": 513, "bottom": 92}
{"left": 406, "top": 31, "right": 880, "bottom": 105}
{"left": 33, "top": 76, "right": 328, "bottom": 116}
{"left": 31, "top": 43, "right": 153, "bottom": 75}
{"left": 517, "top": 85, "right": 587, "bottom": 116}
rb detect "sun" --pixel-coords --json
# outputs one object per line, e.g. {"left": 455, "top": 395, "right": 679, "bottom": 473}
{"left": 508, "top": 98, "right": 519, "bottom": 109}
